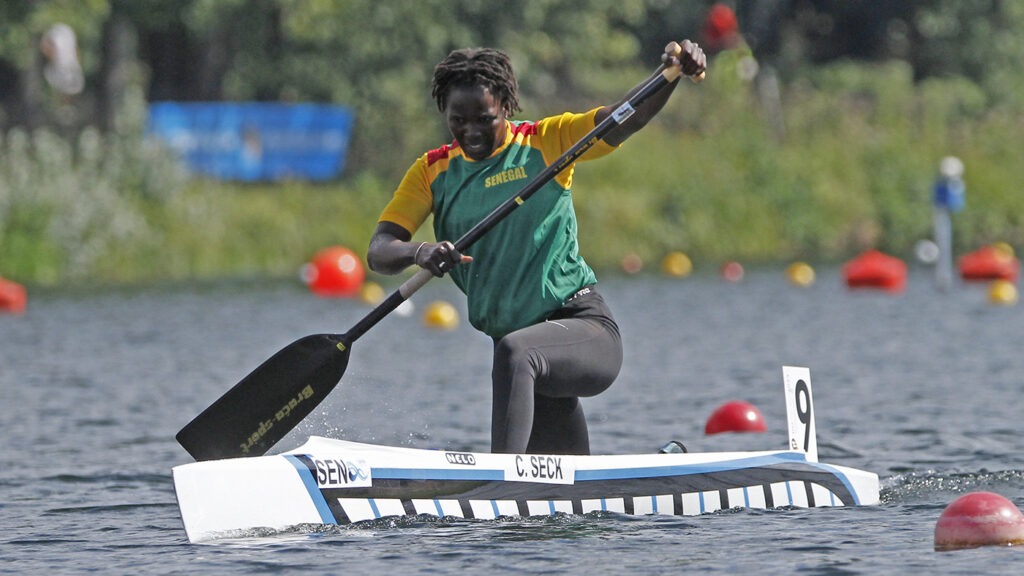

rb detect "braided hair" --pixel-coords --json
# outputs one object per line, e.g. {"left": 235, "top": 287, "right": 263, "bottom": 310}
{"left": 431, "top": 48, "right": 522, "bottom": 118}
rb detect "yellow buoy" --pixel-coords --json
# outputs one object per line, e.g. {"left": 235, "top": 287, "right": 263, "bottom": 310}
{"left": 423, "top": 300, "right": 459, "bottom": 330}
{"left": 661, "top": 251, "right": 693, "bottom": 278}
{"left": 988, "top": 280, "right": 1018, "bottom": 306}
{"left": 992, "top": 242, "right": 1015, "bottom": 259}
{"left": 359, "top": 281, "right": 385, "bottom": 306}
{"left": 786, "top": 262, "right": 815, "bottom": 287}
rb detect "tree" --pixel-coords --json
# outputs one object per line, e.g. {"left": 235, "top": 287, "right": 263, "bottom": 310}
{"left": 2, "top": 0, "right": 1022, "bottom": 175}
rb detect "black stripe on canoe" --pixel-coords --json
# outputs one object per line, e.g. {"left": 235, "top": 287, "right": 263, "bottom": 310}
{"left": 320, "top": 463, "right": 852, "bottom": 505}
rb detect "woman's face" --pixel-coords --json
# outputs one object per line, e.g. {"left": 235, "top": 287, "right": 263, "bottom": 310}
{"left": 445, "top": 85, "right": 506, "bottom": 161}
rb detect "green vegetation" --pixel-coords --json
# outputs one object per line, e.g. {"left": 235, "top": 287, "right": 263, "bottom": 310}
{"left": 574, "top": 58, "right": 1022, "bottom": 272}
{"left": 3, "top": 55, "right": 1021, "bottom": 287}
{"left": 2, "top": 1, "right": 1023, "bottom": 286}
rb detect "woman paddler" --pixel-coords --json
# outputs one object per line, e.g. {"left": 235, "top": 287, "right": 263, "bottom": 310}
{"left": 367, "top": 41, "right": 706, "bottom": 455}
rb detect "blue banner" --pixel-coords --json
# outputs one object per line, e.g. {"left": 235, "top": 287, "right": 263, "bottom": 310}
{"left": 147, "top": 102, "right": 355, "bottom": 182}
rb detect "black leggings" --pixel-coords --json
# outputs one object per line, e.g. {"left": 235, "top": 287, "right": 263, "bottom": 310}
{"left": 490, "top": 288, "right": 622, "bottom": 455}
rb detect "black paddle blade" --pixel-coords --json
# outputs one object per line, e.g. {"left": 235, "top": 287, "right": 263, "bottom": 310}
{"left": 176, "top": 334, "right": 351, "bottom": 461}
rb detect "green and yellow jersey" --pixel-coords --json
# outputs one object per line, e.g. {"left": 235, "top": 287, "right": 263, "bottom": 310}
{"left": 378, "top": 108, "right": 616, "bottom": 338}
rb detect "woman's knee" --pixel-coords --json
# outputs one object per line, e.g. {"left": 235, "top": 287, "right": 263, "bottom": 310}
{"left": 493, "top": 334, "right": 542, "bottom": 377}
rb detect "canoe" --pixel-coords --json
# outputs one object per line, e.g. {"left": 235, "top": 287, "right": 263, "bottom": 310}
{"left": 172, "top": 367, "right": 880, "bottom": 543}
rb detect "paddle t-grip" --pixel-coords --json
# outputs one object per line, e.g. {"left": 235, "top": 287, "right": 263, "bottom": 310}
{"left": 665, "top": 41, "right": 705, "bottom": 83}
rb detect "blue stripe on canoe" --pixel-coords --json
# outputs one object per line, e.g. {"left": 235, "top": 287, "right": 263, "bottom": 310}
{"left": 575, "top": 453, "right": 807, "bottom": 481}
{"left": 372, "top": 453, "right": 808, "bottom": 482}
{"left": 810, "top": 462, "right": 862, "bottom": 505}
{"left": 283, "top": 454, "right": 336, "bottom": 525}
{"left": 374, "top": 468, "right": 504, "bottom": 480}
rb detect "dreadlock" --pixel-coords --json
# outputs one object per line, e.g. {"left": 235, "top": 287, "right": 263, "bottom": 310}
{"left": 431, "top": 48, "right": 522, "bottom": 118}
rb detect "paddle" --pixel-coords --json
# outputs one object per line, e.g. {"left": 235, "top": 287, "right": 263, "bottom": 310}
{"left": 176, "top": 43, "right": 703, "bottom": 461}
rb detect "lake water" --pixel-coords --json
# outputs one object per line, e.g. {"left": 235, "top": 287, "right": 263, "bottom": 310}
{"left": 2, "top": 267, "right": 1023, "bottom": 574}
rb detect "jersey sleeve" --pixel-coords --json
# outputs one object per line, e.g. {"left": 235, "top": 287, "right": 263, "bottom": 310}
{"left": 534, "top": 107, "right": 618, "bottom": 166}
{"left": 377, "top": 154, "right": 434, "bottom": 235}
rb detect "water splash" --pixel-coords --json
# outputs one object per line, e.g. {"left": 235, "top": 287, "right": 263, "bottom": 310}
{"left": 882, "top": 469, "right": 1024, "bottom": 504}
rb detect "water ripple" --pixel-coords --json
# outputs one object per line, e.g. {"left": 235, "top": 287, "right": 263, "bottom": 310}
{"left": 5, "top": 275, "right": 1024, "bottom": 574}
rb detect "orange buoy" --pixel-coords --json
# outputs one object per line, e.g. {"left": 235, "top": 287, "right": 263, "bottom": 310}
{"left": 842, "top": 250, "right": 906, "bottom": 292}
{"left": 958, "top": 245, "right": 1020, "bottom": 282}
{"left": 301, "top": 246, "right": 365, "bottom": 297}
{"left": 0, "top": 276, "right": 27, "bottom": 314}
{"left": 704, "top": 400, "right": 767, "bottom": 435}
{"left": 934, "top": 492, "right": 1024, "bottom": 551}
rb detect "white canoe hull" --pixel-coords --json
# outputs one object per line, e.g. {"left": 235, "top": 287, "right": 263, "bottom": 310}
{"left": 172, "top": 366, "right": 880, "bottom": 543}
{"left": 173, "top": 436, "right": 879, "bottom": 543}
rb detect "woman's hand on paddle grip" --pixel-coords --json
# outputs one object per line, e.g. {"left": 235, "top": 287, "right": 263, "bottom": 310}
{"left": 415, "top": 241, "right": 472, "bottom": 277}
{"left": 663, "top": 40, "right": 706, "bottom": 81}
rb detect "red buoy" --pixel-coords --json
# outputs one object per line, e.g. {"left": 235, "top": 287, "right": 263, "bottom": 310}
{"left": 301, "top": 246, "right": 365, "bottom": 297}
{"left": 704, "top": 400, "right": 767, "bottom": 435}
{"left": 720, "top": 261, "right": 744, "bottom": 282}
{"left": 0, "top": 276, "right": 27, "bottom": 314}
{"left": 621, "top": 253, "right": 643, "bottom": 274}
{"left": 702, "top": 3, "right": 740, "bottom": 52}
{"left": 934, "top": 492, "right": 1024, "bottom": 551}
{"left": 958, "top": 245, "right": 1019, "bottom": 283}
{"left": 842, "top": 250, "right": 906, "bottom": 292}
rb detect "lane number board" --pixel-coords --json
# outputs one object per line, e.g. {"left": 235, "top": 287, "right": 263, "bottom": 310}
{"left": 783, "top": 366, "right": 818, "bottom": 462}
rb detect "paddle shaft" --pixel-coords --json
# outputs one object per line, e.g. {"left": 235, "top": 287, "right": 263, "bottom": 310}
{"left": 343, "top": 58, "right": 694, "bottom": 346}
